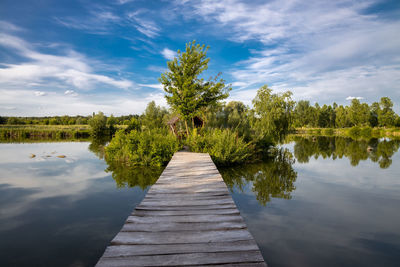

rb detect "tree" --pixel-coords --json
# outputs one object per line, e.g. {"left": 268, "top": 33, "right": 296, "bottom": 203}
{"left": 159, "top": 41, "right": 231, "bottom": 135}
{"left": 252, "top": 85, "right": 295, "bottom": 142}
{"left": 88, "top": 111, "right": 107, "bottom": 137}
{"left": 293, "top": 100, "right": 313, "bottom": 127}
{"left": 142, "top": 101, "right": 168, "bottom": 130}
{"left": 378, "top": 97, "right": 396, "bottom": 127}
{"left": 335, "top": 105, "right": 349, "bottom": 128}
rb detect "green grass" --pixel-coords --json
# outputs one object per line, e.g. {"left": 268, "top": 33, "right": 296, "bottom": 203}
{"left": 0, "top": 125, "right": 91, "bottom": 140}
{"left": 295, "top": 127, "right": 400, "bottom": 140}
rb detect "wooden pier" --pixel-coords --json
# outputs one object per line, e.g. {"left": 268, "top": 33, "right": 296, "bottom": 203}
{"left": 96, "top": 152, "right": 266, "bottom": 266}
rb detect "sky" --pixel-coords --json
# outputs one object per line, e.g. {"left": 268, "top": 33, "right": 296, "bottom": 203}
{"left": 0, "top": 0, "right": 399, "bottom": 116}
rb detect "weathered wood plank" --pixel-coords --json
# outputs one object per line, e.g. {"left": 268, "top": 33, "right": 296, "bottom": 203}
{"left": 135, "top": 203, "right": 237, "bottom": 211}
{"left": 111, "top": 229, "right": 254, "bottom": 245}
{"left": 125, "top": 214, "right": 244, "bottom": 224}
{"left": 96, "top": 152, "right": 266, "bottom": 266}
{"left": 96, "top": 251, "right": 265, "bottom": 266}
{"left": 121, "top": 221, "right": 246, "bottom": 232}
{"left": 132, "top": 208, "right": 239, "bottom": 216}
{"left": 140, "top": 198, "right": 235, "bottom": 207}
{"left": 102, "top": 240, "right": 260, "bottom": 257}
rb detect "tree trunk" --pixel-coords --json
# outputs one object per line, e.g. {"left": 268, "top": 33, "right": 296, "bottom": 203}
{"left": 184, "top": 120, "right": 189, "bottom": 136}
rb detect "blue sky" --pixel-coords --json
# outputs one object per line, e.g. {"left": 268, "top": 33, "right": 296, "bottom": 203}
{"left": 0, "top": 0, "right": 399, "bottom": 116}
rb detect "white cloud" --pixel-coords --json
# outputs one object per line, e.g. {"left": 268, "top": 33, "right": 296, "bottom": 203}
{"left": 34, "top": 91, "right": 47, "bottom": 97}
{"left": 161, "top": 48, "right": 176, "bottom": 60}
{"left": 127, "top": 12, "right": 160, "bottom": 38}
{"left": 346, "top": 96, "right": 364, "bottom": 101}
{"left": 139, "top": 83, "right": 164, "bottom": 90}
{"left": 64, "top": 90, "right": 78, "bottom": 97}
{"left": 55, "top": 9, "right": 120, "bottom": 34}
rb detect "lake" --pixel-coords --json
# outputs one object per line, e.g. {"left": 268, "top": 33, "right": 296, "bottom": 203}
{"left": 0, "top": 136, "right": 399, "bottom": 266}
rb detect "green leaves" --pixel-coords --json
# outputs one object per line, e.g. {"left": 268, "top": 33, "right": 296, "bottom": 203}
{"left": 159, "top": 41, "right": 230, "bottom": 134}
{"left": 105, "top": 129, "right": 180, "bottom": 167}
{"left": 252, "top": 85, "right": 295, "bottom": 142}
{"left": 187, "top": 129, "right": 253, "bottom": 166}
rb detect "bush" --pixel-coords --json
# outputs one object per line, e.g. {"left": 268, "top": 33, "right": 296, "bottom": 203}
{"left": 187, "top": 129, "right": 254, "bottom": 166}
{"left": 323, "top": 128, "right": 334, "bottom": 136}
{"left": 347, "top": 126, "right": 361, "bottom": 139}
{"left": 359, "top": 126, "right": 372, "bottom": 138}
{"left": 105, "top": 129, "right": 180, "bottom": 167}
{"left": 88, "top": 112, "right": 108, "bottom": 137}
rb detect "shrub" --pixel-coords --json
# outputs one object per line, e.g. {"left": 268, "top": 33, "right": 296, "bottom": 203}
{"left": 323, "top": 128, "right": 334, "bottom": 136}
{"left": 347, "top": 126, "right": 361, "bottom": 139}
{"left": 105, "top": 129, "right": 180, "bottom": 167}
{"left": 359, "top": 126, "right": 372, "bottom": 138}
{"left": 187, "top": 129, "right": 254, "bottom": 166}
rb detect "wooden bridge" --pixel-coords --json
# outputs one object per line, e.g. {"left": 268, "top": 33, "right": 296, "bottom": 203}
{"left": 96, "top": 152, "right": 266, "bottom": 266}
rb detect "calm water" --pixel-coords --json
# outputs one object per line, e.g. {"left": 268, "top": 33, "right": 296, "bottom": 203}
{"left": 0, "top": 136, "right": 399, "bottom": 266}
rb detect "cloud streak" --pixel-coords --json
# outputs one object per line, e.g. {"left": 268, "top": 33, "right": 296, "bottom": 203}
{"left": 0, "top": 31, "right": 134, "bottom": 91}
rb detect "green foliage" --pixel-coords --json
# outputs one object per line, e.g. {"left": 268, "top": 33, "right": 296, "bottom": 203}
{"left": 187, "top": 129, "right": 253, "bottom": 166}
{"left": 88, "top": 112, "right": 108, "bottom": 137}
{"left": 203, "top": 101, "right": 251, "bottom": 140}
{"left": 159, "top": 40, "right": 231, "bottom": 134}
{"left": 252, "top": 85, "right": 295, "bottom": 141}
{"left": 0, "top": 125, "right": 90, "bottom": 141}
{"left": 378, "top": 97, "right": 396, "bottom": 127}
{"left": 347, "top": 126, "right": 361, "bottom": 139}
{"left": 105, "top": 129, "right": 180, "bottom": 167}
{"left": 323, "top": 128, "right": 334, "bottom": 136}
{"left": 293, "top": 100, "right": 314, "bottom": 127}
{"left": 142, "top": 101, "right": 168, "bottom": 130}
{"left": 125, "top": 117, "right": 141, "bottom": 133}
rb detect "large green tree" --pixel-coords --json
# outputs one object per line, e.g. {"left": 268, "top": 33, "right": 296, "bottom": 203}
{"left": 378, "top": 97, "right": 396, "bottom": 127}
{"left": 252, "top": 85, "right": 295, "bottom": 142}
{"left": 159, "top": 41, "right": 231, "bottom": 135}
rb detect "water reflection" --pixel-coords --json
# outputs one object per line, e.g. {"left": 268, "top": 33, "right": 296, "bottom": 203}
{"left": 220, "top": 148, "right": 297, "bottom": 206}
{"left": 88, "top": 137, "right": 162, "bottom": 189}
{"left": 0, "top": 141, "right": 154, "bottom": 266}
{"left": 105, "top": 162, "right": 163, "bottom": 189}
{"left": 290, "top": 136, "right": 400, "bottom": 168}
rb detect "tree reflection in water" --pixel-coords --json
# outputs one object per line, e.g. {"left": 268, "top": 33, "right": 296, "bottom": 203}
{"left": 88, "top": 137, "right": 163, "bottom": 189}
{"left": 290, "top": 136, "right": 400, "bottom": 168}
{"left": 220, "top": 148, "right": 298, "bottom": 206}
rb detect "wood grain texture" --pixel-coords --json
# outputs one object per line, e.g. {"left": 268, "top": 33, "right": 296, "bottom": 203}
{"left": 96, "top": 152, "right": 266, "bottom": 267}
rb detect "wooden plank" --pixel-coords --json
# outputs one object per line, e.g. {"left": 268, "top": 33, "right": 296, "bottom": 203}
{"left": 135, "top": 203, "right": 237, "bottom": 211}
{"left": 111, "top": 229, "right": 254, "bottom": 245}
{"left": 96, "top": 152, "right": 266, "bottom": 266}
{"left": 132, "top": 208, "right": 239, "bottom": 216}
{"left": 102, "top": 240, "right": 260, "bottom": 257}
{"left": 125, "top": 214, "right": 244, "bottom": 224}
{"left": 121, "top": 221, "right": 246, "bottom": 232}
{"left": 139, "top": 198, "right": 235, "bottom": 207}
{"left": 96, "top": 251, "right": 265, "bottom": 266}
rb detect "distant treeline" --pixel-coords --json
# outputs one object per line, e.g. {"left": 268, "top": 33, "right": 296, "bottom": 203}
{"left": 0, "top": 114, "right": 139, "bottom": 126}
{"left": 293, "top": 97, "right": 400, "bottom": 128}
{"left": 2, "top": 97, "right": 399, "bottom": 129}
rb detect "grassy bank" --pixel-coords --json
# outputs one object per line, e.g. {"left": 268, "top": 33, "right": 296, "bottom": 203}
{"left": 295, "top": 127, "right": 400, "bottom": 139}
{"left": 0, "top": 125, "right": 91, "bottom": 140}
